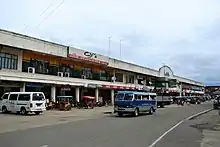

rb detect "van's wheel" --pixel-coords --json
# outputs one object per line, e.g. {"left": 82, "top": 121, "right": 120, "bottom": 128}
{"left": 118, "top": 112, "right": 123, "bottom": 117}
{"left": 149, "top": 107, "right": 154, "bottom": 115}
{"left": 2, "top": 106, "right": 7, "bottom": 113}
{"left": 20, "top": 107, "right": 27, "bottom": 115}
{"left": 133, "top": 108, "right": 139, "bottom": 117}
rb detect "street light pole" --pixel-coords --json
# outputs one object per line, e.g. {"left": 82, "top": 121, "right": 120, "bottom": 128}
{"left": 108, "top": 36, "right": 112, "bottom": 57}
{"left": 120, "top": 39, "right": 123, "bottom": 60}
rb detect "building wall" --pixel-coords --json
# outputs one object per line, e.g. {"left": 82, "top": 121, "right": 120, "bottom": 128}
{"left": 0, "top": 29, "right": 67, "bottom": 57}
{"left": 0, "top": 29, "right": 204, "bottom": 87}
{"left": 108, "top": 58, "right": 159, "bottom": 77}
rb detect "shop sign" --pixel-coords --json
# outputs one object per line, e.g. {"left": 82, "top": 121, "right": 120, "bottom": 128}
{"left": 68, "top": 47, "right": 109, "bottom": 65}
{"left": 87, "top": 84, "right": 97, "bottom": 88}
{"left": 97, "top": 84, "right": 102, "bottom": 88}
{"left": 102, "top": 85, "right": 111, "bottom": 89}
{"left": 61, "top": 88, "right": 71, "bottom": 91}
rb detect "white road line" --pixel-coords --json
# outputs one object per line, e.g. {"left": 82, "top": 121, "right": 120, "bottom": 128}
{"left": 148, "top": 108, "right": 213, "bottom": 147}
{"left": 40, "top": 145, "right": 48, "bottom": 147}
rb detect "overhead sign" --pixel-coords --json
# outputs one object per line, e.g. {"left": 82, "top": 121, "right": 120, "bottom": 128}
{"left": 159, "top": 65, "right": 174, "bottom": 78}
{"left": 68, "top": 47, "right": 109, "bottom": 65}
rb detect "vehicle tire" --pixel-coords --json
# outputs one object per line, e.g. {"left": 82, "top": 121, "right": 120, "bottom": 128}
{"left": 2, "top": 106, "right": 7, "bottom": 113}
{"left": 160, "top": 103, "right": 164, "bottom": 108}
{"left": 133, "top": 108, "right": 139, "bottom": 117}
{"left": 149, "top": 107, "right": 154, "bottom": 115}
{"left": 35, "top": 112, "right": 41, "bottom": 115}
{"left": 118, "top": 112, "right": 123, "bottom": 117}
{"left": 20, "top": 107, "right": 27, "bottom": 115}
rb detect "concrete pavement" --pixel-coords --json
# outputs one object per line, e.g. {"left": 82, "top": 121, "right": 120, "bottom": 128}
{"left": 0, "top": 103, "right": 212, "bottom": 147}
{"left": 154, "top": 109, "right": 220, "bottom": 147}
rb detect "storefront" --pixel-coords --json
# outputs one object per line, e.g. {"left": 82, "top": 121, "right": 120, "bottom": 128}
{"left": 0, "top": 80, "right": 21, "bottom": 96}
{"left": 25, "top": 82, "right": 51, "bottom": 99}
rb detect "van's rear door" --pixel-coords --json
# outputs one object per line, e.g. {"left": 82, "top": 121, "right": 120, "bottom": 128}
{"left": 31, "top": 93, "right": 46, "bottom": 111}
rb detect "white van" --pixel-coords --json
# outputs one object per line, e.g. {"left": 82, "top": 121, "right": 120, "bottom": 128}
{"left": 0, "top": 92, "right": 46, "bottom": 115}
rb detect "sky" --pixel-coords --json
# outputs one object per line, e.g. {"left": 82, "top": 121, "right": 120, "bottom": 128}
{"left": 1, "top": 0, "right": 220, "bottom": 85}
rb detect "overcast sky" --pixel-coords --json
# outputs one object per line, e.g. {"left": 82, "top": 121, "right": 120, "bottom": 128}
{"left": 1, "top": 0, "right": 220, "bottom": 85}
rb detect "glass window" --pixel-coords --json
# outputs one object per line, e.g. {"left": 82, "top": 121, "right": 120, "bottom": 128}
{"left": 115, "top": 93, "right": 125, "bottom": 100}
{"left": 32, "top": 93, "right": 45, "bottom": 101}
{"left": 2, "top": 94, "right": 9, "bottom": 99}
{"left": 0, "top": 52, "right": 18, "bottom": 70}
{"left": 124, "top": 94, "right": 133, "bottom": 100}
{"left": 18, "top": 94, "right": 30, "bottom": 101}
{"left": 9, "top": 94, "right": 18, "bottom": 100}
{"left": 135, "top": 95, "right": 142, "bottom": 100}
{"left": 8, "top": 59, "right": 11, "bottom": 69}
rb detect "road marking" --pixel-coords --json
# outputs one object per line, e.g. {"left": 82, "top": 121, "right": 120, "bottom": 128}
{"left": 148, "top": 108, "right": 213, "bottom": 147}
{"left": 40, "top": 145, "right": 48, "bottom": 147}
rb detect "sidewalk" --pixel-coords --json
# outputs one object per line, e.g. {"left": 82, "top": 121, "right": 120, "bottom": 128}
{"left": 200, "top": 111, "right": 220, "bottom": 147}
{"left": 0, "top": 106, "right": 113, "bottom": 133}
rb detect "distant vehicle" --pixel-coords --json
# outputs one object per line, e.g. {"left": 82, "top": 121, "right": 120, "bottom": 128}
{"left": 114, "top": 91, "right": 157, "bottom": 117}
{"left": 213, "top": 96, "right": 220, "bottom": 109}
{"left": 0, "top": 92, "right": 46, "bottom": 115}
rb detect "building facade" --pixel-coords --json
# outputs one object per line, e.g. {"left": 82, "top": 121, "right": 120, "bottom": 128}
{"left": 0, "top": 29, "right": 204, "bottom": 104}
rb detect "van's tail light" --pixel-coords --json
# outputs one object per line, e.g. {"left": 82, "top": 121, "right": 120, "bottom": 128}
{"left": 30, "top": 103, "right": 33, "bottom": 108}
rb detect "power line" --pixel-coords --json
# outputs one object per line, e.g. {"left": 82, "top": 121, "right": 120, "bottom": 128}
{"left": 22, "top": 0, "right": 58, "bottom": 33}
{"left": 33, "top": 0, "right": 65, "bottom": 29}
{"left": 3, "top": 0, "right": 59, "bottom": 43}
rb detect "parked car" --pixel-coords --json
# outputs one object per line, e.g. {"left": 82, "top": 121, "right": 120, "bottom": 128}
{"left": 0, "top": 92, "right": 46, "bottom": 115}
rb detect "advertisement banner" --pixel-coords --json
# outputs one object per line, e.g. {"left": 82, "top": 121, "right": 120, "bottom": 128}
{"left": 68, "top": 47, "right": 109, "bottom": 65}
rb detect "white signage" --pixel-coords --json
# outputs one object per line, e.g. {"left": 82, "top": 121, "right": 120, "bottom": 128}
{"left": 159, "top": 65, "right": 174, "bottom": 77}
{"left": 68, "top": 47, "right": 109, "bottom": 65}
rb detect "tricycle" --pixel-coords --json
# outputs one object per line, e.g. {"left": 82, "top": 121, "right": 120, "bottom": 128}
{"left": 77, "top": 96, "right": 95, "bottom": 109}
{"left": 56, "top": 96, "right": 72, "bottom": 111}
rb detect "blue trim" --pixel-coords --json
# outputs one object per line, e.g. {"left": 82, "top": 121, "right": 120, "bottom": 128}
{"left": 117, "top": 91, "right": 156, "bottom": 95}
{"left": 57, "top": 96, "right": 73, "bottom": 98}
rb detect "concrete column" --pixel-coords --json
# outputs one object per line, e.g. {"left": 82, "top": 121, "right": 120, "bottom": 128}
{"left": 134, "top": 75, "right": 138, "bottom": 85}
{"left": 95, "top": 88, "right": 99, "bottom": 102}
{"left": 75, "top": 87, "right": 80, "bottom": 102}
{"left": 179, "top": 83, "right": 182, "bottom": 97}
{"left": 51, "top": 86, "right": 56, "bottom": 102}
{"left": 20, "top": 82, "right": 26, "bottom": 92}
{"left": 111, "top": 89, "right": 115, "bottom": 105}
{"left": 113, "top": 70, "right": 116, "bottom": 83}
{"left": 123, "top": 73, "right": 127, "bottom": 84}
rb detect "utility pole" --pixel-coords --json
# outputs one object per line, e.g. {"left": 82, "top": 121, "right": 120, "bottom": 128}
{"left": 108, "top": 36, "right": 112, "bottom": 57}
{"left": 120, "top": 39, "right": 123, "bottom": 60}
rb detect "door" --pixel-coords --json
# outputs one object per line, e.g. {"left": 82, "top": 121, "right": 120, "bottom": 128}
{"left": 8, "top": 94, "right": 18, "bottom": 112}
{"left": 1, "top": 93, "right": 9, "bottom": 110}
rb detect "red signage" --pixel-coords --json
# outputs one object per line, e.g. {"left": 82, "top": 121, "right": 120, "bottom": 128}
{"left": 101, "top": 85, "right": 135, "bottom": 90}
{"left": 68, "top": 53, "right": 108, "bottom": 65}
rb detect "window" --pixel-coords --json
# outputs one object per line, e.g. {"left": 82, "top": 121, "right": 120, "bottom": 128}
{"left": 32, "top": 93, "right": 45, "bottom": 101}
{"left": 0, "top": 52, "right": 18, "bottom": 70}
{"left": 124, "top": 94, "right": 133, "bottom": 100}
{"left": 150, "top": 95, "right": 156, "bottom": 100}
{"left": 1, "top": 94, "right": 9, "bottom": 100}
{"left": 9, "top": 94, "right": 18, "bottom": 100}
{"left": 18, "top": 94, "right": 30, "bottom": 101}
{"left": 135, "top": 95, "right": 142, "bottom": 100}
{"left": 115, "top": 93, "right": 125, "bottom": 100}
{"left": 115, "top": 73, "right": 123, "bottom": 82}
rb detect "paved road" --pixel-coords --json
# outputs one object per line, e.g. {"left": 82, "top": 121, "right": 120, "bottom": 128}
{"left": 155, "top": 109, "right": 220, "bottom": 147}
{"left": 0, "top": 103, "right": 212, "bottom": 147}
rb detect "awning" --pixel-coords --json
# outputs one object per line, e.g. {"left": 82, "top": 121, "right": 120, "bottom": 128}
{"left": 0, "top": 76, "right": 85, "bottom": 86}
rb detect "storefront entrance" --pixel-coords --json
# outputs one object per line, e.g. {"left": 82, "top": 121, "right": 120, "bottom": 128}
{"left": 25, "top": 83, "right": 51, "bottom": 99}
{"left": 99, "top": 89, "right": 111, "bottom": 103}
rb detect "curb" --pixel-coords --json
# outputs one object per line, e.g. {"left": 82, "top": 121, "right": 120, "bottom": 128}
{"left": 187, "top": 108, "right": 213, "bottom": 120}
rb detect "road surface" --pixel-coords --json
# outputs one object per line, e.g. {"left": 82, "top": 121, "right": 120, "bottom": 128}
{"left": 0, "top": 103, "right": 212, "bottom": 147}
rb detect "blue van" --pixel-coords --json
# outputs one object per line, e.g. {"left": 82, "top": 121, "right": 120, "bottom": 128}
{"left": 114, "top": 91, "right": 157, "bottom": 117}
